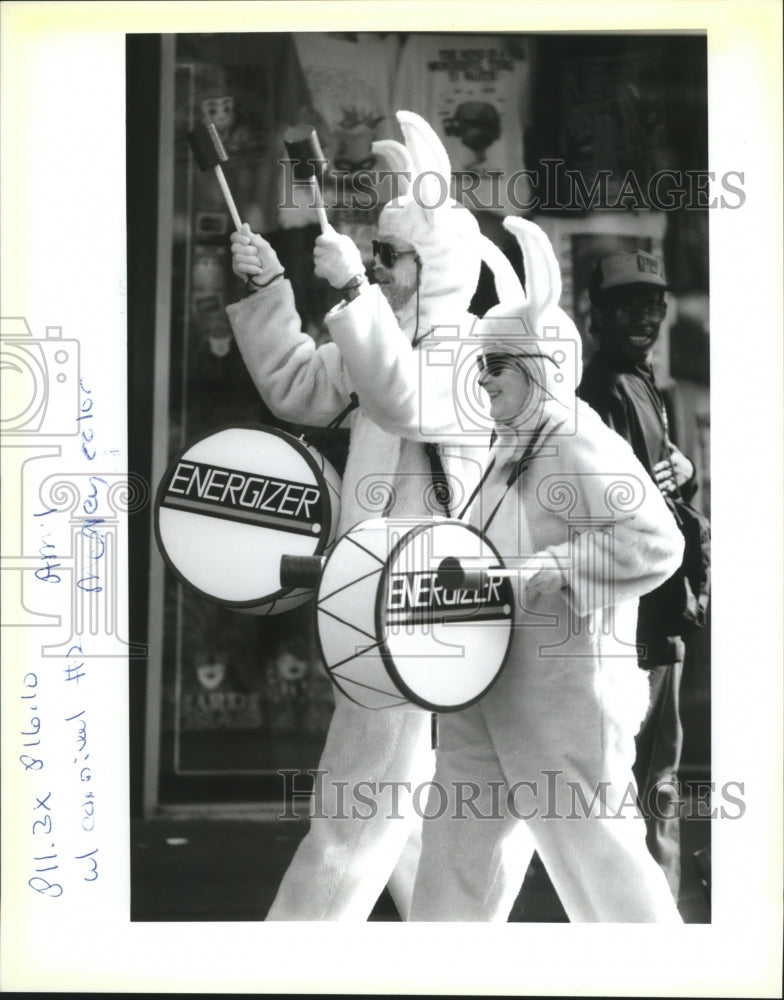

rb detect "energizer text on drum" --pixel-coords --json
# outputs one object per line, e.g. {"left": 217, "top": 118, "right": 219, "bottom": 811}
{"left": 386, "top": 571, "right": 504, "bottom": 611}
{"left": 166, "top": 461, "right": 321, "bottom": 520}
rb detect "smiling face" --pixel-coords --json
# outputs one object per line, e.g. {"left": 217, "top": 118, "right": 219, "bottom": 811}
{"left": 370, "top": 233, "right": 420, "bottom": 312}
{"left": 592, "top": 285, "right": 667, "bottom": 364}
{"left": 477, "top": 352, "right": 533, "bottom": 424}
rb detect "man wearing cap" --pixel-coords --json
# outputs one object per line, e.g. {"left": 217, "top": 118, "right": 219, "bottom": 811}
{"left": 578, "top": 249, "right": 697, "bottom": 899}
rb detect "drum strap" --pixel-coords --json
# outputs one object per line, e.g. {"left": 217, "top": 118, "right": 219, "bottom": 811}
{"left": 458, "top": 456, "right": 496, "bottom": 521}
{"left": 424, "top": 442, "right": 452, "bottom": 517}
{"left": 328, "top": 392, "right": 452, "bottom": 518}
{"left": 458, "top": 429, "right": 543, "bottom": 532}
{"left": 326, "top": 392, "right": 359, "bottom": 430}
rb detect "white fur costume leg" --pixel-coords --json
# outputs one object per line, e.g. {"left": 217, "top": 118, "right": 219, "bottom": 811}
{"left": 409, "top": 708, "right": 538, "bottom": 921}
{"left": 266, "top": 692, "right": 434, "bottom": 921}
{"left": 410, "top": 663, "right": 682, "bottom": 923}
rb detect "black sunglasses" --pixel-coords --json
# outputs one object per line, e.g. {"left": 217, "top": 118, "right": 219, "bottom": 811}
{"left": 371, "top": 240, "right": 418, "bottom": 269}
{"left": 476, "top": 351, "right": 561, "bottom": 378}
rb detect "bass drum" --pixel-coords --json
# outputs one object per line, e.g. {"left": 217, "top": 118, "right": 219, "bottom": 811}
{"left": 316, "top": 517, "right": 514, "bottom": 712}
{"left": 155, "top": 424, "right": 341, "bottom": 615}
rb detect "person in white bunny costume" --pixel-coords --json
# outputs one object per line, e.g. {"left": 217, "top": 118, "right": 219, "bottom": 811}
{"left": 394, "top": 217, "right": 684, "bottom": 922}
{"left": 225, "top": 111, "right": 522, "bottom": 920}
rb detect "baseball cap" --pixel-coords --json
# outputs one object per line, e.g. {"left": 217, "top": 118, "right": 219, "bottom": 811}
{"left": 589, "top": 250, "right": 668, "bottom": 301}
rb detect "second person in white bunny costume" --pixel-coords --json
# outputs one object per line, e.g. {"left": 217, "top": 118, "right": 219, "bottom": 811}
{"left": 226, "top": 111, "right": 522, "bottom": 920}
{"left": 328, "top": 208, "right": 685, "bottom": 921}
{"left": 404, "top": 218, "right": 685, "bottom": 922}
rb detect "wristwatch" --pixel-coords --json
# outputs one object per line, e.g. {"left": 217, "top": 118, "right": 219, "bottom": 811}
{"left": 341, "top": 273, "right": 368, "bottom": 302}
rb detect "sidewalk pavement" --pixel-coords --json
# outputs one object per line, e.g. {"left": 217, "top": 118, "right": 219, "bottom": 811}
{"left": 131, "top": 812, "right": 710, "bottom": 923}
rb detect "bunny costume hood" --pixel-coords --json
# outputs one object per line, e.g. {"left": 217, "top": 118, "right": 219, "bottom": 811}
{"left": 472, "top": 216, "right": 583, "bottom": 431}
{"left": 372, "top": 111, "right": 521, "bottom": 338}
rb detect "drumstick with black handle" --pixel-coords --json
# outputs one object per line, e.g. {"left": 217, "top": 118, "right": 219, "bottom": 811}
{"left": 283, "top": 124, "right": 332, "bottom": 233}
{"left": 279, "top": 554, "right": 326, "bottom": 589}
{"left": 187, "top": 123, "right": 243, "bottom": 231}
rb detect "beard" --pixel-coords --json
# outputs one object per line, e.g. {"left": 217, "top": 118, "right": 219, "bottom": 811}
{"left": 379, "top": 281, "right": 415, "bottom": 313}
{"left": 373, "top": 263, "right": 419, "bottom": 314}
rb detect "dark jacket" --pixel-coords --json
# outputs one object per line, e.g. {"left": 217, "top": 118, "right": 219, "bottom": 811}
{"left": 578, "top": 350, "right": 695, "bottom": 666}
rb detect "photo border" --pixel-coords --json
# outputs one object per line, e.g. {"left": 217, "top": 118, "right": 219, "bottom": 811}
{"left": 2, "top": 2, "right": 782, "bottom": 995}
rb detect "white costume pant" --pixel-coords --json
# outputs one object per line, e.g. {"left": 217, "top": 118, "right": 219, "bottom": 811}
{"left": 266, "top": 692, "right": 435, "bottom": 921}
{"left": 409, "top": 661, "right": 683, "bottom": 923}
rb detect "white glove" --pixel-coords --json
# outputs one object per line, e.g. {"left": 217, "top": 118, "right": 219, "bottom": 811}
{"left": 313, "top": 230, "right": 365, "bottom": 289}
{"left": 230, "top": 223, "right": 284, "bottom": 287}
{"left": 519, "top": 556, "right": 566, "bottom": 597}
{"left": 526, "top": 567, "right": 566, "bottom": 596}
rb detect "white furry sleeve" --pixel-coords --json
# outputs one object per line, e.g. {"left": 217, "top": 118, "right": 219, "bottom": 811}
{"left": 225, "top": 280, "right": 353, "bottom": 426}
{"left": 538, "top": 418, "right": 684, "bottom": 618}
{"left": 325, "top": 286, "right": 470, "bottom": 442}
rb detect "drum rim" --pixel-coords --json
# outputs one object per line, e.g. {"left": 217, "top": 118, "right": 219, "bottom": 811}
{"left": 154, "top": 422, "right": 337, "bottom": 611}
{"left": 312, "top": 520, "right": 408, "bottom": 711}
{"left": 375, "top": 518, "right": 514, "bottom": 713}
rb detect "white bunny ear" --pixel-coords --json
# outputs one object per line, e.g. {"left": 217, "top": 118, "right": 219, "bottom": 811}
{"left": 502, "top": 217, "right": 562, "bottom": 322}
{"left": 478, "top": 235, "right": 525, "bottom": 304}
{"left": 396, "top": 110, "right": 452, "bottom": 219}
{"left": 371, "top": 139, "right": 412, "bottom": 197}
